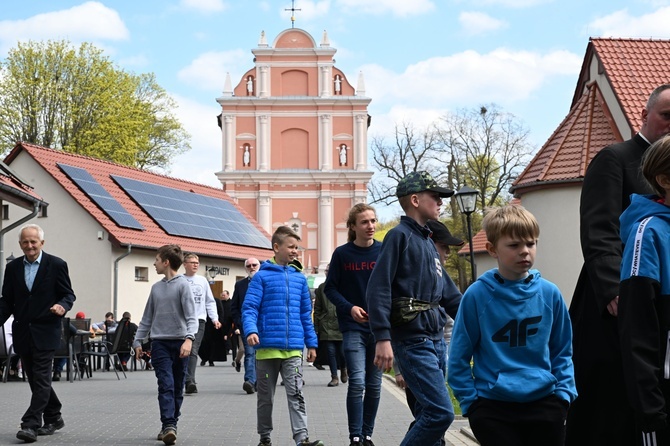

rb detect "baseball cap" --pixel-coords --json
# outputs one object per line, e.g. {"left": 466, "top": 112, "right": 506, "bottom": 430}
{"left": 427, "top": 220, "right": 464, "bottom": 247}
{"left": 396, "top": 171, "right": 454, "bottom": 198}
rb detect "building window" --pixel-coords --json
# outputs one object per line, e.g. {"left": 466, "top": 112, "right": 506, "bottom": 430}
{"left": 135, "top": 267, "right": 149, "bottom": 282}
{"left": 1, "top": 205, "right": 8, "bottom": 220}
{"left": 38, "top": 205, "right": 47, "bottom": 218}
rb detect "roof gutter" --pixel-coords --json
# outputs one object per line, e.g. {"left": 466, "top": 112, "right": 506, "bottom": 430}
{"left": 113, "top": 245, "right": 132, "bottom": 318}
{"left": 0, "top": 202, "right": 41, "bottom": 289}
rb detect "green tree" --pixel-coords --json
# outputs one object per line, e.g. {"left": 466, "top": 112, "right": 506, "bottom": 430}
{"left": 0, "top": 40, "right": 190, "bottom": 170}
{"left": 369, "top": 104, "right": 534, "bottom": 289}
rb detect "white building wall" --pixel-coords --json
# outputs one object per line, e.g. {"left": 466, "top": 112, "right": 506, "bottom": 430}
{"left": 3, "top": 152, "right": 251, "bottom": 323}
{"left": 520, "top": 186, "right": 582, "bottom": 304}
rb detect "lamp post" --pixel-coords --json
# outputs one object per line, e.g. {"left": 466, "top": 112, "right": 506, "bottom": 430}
{"left": 455, "top": 185, "right": 479, "bottom": 284}
{"left": 6, "top": 253, "right": 15, "bottom": 264}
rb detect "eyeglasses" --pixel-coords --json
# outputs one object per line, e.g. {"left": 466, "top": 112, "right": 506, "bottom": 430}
{"left": 245, "top": 263, "right": 259, "bottom": 268}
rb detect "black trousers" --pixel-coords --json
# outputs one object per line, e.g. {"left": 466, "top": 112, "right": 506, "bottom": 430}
{"left": 467, "top": 395, "right": 568, "bottom": 446}
{"left": 20, "top": 341, "right": 62, "bottom": 429}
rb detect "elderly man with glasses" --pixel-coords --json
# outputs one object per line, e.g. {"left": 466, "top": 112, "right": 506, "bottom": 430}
{"left": 231, "top": 258, "right": 261, "bottom": 394}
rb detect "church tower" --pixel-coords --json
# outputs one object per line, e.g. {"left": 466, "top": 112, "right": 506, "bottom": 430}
{"left": 216, "top": 28, "right": 372, "bottom": 271}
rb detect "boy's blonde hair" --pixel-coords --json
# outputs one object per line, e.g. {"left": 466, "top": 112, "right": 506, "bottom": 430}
{"left": 642, "top": 134, "right": 670, "bottom": 196}
{"left": 271, "top": 225, "right": 301, "bottom": 248}
{"left": 482, "top": 205, "right": 540, "bottom": 247}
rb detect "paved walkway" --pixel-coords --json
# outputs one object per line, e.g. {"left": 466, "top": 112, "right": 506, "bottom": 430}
{"left": 0, "top": 362, "right": 478, "bottom": 445}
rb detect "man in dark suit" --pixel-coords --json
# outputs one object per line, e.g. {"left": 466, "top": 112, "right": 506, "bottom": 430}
{"left": 0, "top": 224, "right": 76, "bottom": 443}
{"left": 566, "top": 84, "right": 670, "bottom": 446}
{"left": 231, "top": 257, "right": 260, "bottom": 394}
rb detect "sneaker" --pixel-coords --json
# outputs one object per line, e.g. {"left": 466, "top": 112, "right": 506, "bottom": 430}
{"left": 162, "top": 426, "right": 177, "bottom": 445}
{"left": 327, "top": 376, "right": 339, "bottom": 387}
{"left": 185, "top": 382, "right": 198, "bottom": 394}
{"left": 243, "top": 380, "right": 255, "bottom": 394}
{"left": 363, "top": 437, "right": 375, "bottom": 446}
{"left": 258, "top": 438, "right": 272, "bottom": 446}
{"left": 349, "top": 437, "right": 362, "bottom": 446}
{"left": 299, "top": 439, "right": 324, "bottom": 446}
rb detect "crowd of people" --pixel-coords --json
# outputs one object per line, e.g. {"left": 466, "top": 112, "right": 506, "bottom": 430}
{"left": 3, "top": 83, "right": 670, "bottom": 446}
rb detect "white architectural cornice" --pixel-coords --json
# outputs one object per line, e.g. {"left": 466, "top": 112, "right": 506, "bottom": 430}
{"left": 215, "top": 96, "right": 371, "bottom": 106}
{"left": 216, "top": 170, "right": 373, "bottom": 183}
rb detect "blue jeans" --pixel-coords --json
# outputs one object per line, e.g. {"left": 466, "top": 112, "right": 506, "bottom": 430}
{"left": 343, "top": 330, "right": 382, "bottom": 440}
{"left": 325, "top": 340, "right": 344, "bottom": 377}
{"left": 151, "top": 340, "right": 188, "bottom": 428}
{"left": 393, "top": 337, "right": 454, "bottom": 446}
{"left": 242, "top": 333, "right": 256, "bottom": 384}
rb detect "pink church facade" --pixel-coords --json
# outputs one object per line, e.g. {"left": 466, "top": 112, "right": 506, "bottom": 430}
{"left": 216, "top": 28, "right": 372, "bottom": 271}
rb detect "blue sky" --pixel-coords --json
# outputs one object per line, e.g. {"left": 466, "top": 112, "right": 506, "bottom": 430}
{"left": 2, "top": 1, "right": 670, "bottom": 219}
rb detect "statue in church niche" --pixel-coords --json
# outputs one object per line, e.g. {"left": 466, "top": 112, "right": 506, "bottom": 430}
{"left": 339, "top": 144, "right": 348, "bottom": 166}
{"left": 246, "top": 76, "right": 254, "bottom": 96}
{"left": 243, "top": 145, "right": 251, "bottom": 166}
{"left": 334, "top": 75, "right": 342, "bottom": 95}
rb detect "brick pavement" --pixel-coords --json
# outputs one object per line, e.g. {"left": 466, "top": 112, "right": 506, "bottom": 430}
{"left": 0, "top": 362, "right": 477, "bottom": 445}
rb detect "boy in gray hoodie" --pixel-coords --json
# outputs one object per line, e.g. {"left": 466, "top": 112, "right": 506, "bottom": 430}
{"left": 133, "top": 245, "right": 198, "bottom": 445}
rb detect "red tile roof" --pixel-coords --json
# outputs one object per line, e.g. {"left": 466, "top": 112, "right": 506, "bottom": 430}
{"left": 512, "top": 82, "right": 621, "bottom": 192}
{"left": 576, "top": 38, "right": 670, "bottom": 132}
{"left": 513, "top": 37, "right": 670, "bottom": 195}
{"left": 0, "top": 173, "right": 45, "bottom": 209}
{"left": 5, "top": 143, "right": 273, "bottom": 260}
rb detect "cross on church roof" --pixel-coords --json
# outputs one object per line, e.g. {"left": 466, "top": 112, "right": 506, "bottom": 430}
{"left": 285, "top": 0, "right": 301, "bottom": 28}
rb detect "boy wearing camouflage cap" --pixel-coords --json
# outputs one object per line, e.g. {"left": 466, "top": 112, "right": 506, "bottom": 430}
{"left": 366, "top": 172, "right": 463, "bottom": 446}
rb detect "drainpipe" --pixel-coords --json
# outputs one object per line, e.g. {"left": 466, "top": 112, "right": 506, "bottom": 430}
{"left": 113, "top": 245, "right": 132, "bottom": 318}
{"left": 0, "top": 202, "right": 40, "bottom": 289}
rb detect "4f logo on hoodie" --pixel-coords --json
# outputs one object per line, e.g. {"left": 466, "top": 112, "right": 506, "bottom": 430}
{"left": 492, "top": 316, "right": 542, "bottom": 347}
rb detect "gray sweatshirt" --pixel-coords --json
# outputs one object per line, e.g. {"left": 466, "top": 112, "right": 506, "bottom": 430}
{"left": 133, "top": 275, "right": 198, "bottom": 348}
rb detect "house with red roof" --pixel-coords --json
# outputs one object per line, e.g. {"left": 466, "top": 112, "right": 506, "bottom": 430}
{"left": 2, "top": 142, "right": 273, "bottom": 321}
{"left": 462, "top": 38, "right": 670, "bottom": 302}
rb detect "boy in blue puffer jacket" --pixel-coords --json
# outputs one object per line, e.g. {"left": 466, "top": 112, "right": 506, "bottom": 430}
{"left": 448, "top": 205, "right": 576, "bottom": 446}
{"left": 242, "top": 225, "right": 324, "bottom": 446}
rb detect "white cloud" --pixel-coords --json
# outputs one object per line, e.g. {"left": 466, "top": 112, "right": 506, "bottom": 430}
{"left": 177, "top": 49, "right": 251, "bottom": 92}
{"left": 337, "top": 0, "right": 435, "bottom": 16}
{"left": 465, "top": 0, "right": 551, "bottom": 7}
{"left": 168, "top": 94, "right": 223, "bottom": 187}
{"left": 0, "top": 1, "right": 129, "bottom": 55}
{"left": 459, "top": 11, "right": 508, "bottom": 35}
{"left": 179, "top": 0, "right": 228, "bottom": 13}
{"left": 587, "top": 7, "right": 670, "bottom": 38}
{"left": 361, "top": 47, "right": 581, "bottom": 115}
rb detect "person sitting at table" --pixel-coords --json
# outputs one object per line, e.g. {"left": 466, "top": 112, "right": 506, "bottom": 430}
{"left": 92, "top": 312, "right": 117, "bottom": 334}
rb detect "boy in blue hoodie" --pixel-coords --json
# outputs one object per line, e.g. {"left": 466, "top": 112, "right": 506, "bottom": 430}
{"left": 448, "top": 205, "right": 576, "bottom": 446}
{"left": 619, "top": 134, "right": 670, "bottom": 444}
{"left": 242, "top": 226, "right": 323, "bottom": 446}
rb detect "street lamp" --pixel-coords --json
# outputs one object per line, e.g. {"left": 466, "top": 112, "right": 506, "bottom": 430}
{"left": 455, "top": 185, "right": 479, "bottom": 284}
{"left": 207, "top": 266, "right": 217, "bottom": 280}
{"left": 6, "top": 253, "right": 15, "bottom": 264}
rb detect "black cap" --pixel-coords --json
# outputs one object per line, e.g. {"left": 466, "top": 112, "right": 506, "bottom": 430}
{"left": 427, "top": 220, "right": 464, "bottom": 247}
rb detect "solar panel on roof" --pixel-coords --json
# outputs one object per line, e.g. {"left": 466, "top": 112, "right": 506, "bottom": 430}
{"left": 111, "top": 175, "right": 271, "bottom": 249}
{"left": 57, "top": 164, "right": 144, "bottom": 231}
